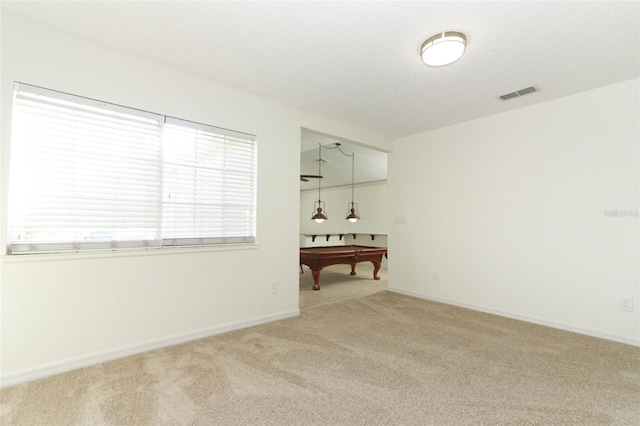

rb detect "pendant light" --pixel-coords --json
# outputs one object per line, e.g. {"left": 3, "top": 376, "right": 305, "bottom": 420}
{"left": 345, "top": 153, "right": 360, "bottom": 222}
{"left": 311, "top": 143, "right": 327, "bottom": 223}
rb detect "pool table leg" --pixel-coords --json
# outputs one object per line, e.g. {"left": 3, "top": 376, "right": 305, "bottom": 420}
{"left": 312, "top": 270, "right": 321, "bottom": 291}
{"left": 350, "top": 263, "right": 357, "bottom": 275}
{"left": 372, "top": 261, "right": 382, "bottom": 280}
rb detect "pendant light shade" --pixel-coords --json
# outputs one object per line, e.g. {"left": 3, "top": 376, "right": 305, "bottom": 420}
{"left": 312, "top": 203, "right": 328, "bottom": 223}
{"left": 421, "top": 31, "right": 467, "bottom": 67}
{"left": 346, "top": 204, "right": 360, "bottom": 222}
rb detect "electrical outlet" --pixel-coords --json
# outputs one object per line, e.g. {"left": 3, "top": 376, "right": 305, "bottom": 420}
{"left": 619, "top": 297, "right": 633, "bottom": 312}
{"left": 432, "top": 272, "right": 439, "bottom": 281}
{"left": 270, "top": 281, "right": 278, "bottom": 295}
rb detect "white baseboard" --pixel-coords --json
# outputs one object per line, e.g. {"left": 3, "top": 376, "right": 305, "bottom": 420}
{"left": 388, "top": 287, "right": 640, "bottom": 347}
{"left": 1, "top": 309, "right": 300, "bottom": 388}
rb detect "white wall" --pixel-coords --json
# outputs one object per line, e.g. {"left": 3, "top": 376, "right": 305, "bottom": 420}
{"left": 0, "top": 15, "right": 392, "bottom": 385}
{"left": 300, "top": 182, "right": 388, "bottom": 240}
{"left": 388, "top": 79, "right": 640, "bottom": 345}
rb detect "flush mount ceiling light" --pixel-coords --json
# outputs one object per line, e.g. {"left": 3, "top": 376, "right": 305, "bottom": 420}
{"left": 421, "top": 31, "right": 467, "bottom": 67}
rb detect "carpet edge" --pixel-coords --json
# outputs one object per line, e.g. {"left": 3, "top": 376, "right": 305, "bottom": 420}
{"left": 0, "top": 308, "right": 300, "bottom": 388}
{"left": 387, "top": 287, "right": 640, "bottom": 347}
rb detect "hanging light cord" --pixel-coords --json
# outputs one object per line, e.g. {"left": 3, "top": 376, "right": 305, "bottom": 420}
{"left": 350, "top": 154, "right": 356, "bottom": 203}
{"left": 323, "top": 143, "right": 356, "bottom": 200}
{"left": 324, "top": 143, "right": 352, "bottom": 159}
{"left": 317, "top": 144, "right": 322, "bottom": 202}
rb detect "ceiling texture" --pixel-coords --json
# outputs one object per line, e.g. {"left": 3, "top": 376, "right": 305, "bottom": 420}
{"left": 3, "top": 1, "right": 639, "bottom": 188}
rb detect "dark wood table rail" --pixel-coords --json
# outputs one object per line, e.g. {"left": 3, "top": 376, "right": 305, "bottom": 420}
{"left": 300, "top": 245, "right": 388, "bottom": 290}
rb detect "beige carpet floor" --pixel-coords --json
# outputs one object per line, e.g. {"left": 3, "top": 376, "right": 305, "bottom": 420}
{"left": 2, "top": 273, "right": 639, "bottom": 425}
{"left": 299, "top": 263, "right": 388, "bottom": 309}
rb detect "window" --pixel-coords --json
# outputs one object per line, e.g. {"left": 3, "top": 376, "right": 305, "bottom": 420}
{"left": 161, "top": 118, "right": 257, "bottom": 246}
{"left": 7, "top": 83, "right": 256, "bottom": 254}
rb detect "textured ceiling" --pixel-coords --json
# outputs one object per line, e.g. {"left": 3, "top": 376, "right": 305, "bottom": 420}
{"left": 3, "top": 1, "right": 638, "bottom": 140}
{"left": 2, "top": 1, "right": 639, "bottom": 188}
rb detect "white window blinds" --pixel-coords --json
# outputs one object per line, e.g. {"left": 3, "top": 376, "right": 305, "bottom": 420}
{"left": 7, "top": 83, "right": 256, "bottom": 254}
{"left": 161, "top": 118, "right": 256, "bottom": 246}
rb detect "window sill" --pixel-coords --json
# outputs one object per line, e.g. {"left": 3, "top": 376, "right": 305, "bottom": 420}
{"left": 1, "top": 243, "right": 260, "bottom": 264}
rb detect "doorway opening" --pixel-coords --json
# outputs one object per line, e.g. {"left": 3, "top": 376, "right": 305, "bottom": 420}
{"left": 299, "top": 128, "right": 388, "bottom": 308}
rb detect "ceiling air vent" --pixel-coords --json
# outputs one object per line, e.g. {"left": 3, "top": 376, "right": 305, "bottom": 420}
{"left": 498, "top": 85, "right": 540, "bottom": 101}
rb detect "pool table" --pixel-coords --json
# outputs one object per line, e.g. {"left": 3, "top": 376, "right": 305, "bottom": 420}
{"left": 300, "top": 245, "right": 388, "bottom": 290}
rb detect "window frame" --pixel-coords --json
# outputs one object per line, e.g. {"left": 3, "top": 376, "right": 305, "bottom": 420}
{"left": 7, "top": 82, "right": 257, "bottom": 255}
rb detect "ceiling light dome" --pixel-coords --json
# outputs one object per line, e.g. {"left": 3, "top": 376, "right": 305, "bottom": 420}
{"left": 421, "top": 31, "right": 467, "bottom": 67}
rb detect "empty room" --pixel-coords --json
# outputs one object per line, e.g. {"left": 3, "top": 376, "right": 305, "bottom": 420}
{"left": 1, "top": 1, "right": 638, "bottom": 424}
